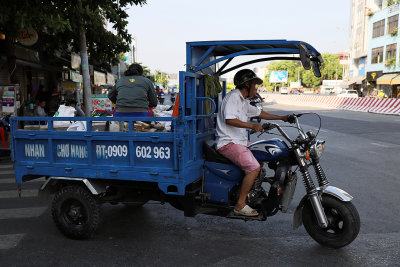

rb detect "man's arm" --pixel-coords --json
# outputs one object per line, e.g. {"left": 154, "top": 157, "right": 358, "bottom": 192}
{"left": 258, "top": 111, "right": 288, "bottom": 122}
{"left": 229, "top": 111, "right": 289, "bottom": 133}
{"left": 226, "top": 119, "right": 262, "bottom": 132}
{"left": 147, "top": 82, "right": 158, "bottom": 107}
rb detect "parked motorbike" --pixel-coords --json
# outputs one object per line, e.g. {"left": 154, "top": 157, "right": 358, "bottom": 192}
{"left": 249, "top": 93, "right": 264, "bottom": 123}
{"left": 201, "top": 113, "right": 360, "bottom": 248}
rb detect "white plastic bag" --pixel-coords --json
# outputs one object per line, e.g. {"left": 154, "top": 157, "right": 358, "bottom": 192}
{"left": 67, "top": 121, "right": 87, "bottom": 131}
{"left": 53, "top": 105, "right": 76, "bottom": 128}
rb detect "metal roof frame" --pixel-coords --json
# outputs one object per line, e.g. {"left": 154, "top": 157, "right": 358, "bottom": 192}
{"left": 186, "top": 40, "right": 322, "bottom": 75}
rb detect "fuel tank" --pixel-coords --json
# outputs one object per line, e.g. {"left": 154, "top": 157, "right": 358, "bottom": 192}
{"left": 248, "top": 138, "right": 289, "bottom": 162}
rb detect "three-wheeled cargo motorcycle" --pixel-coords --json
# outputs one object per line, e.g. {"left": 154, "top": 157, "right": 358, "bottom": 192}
{"left": 11, "top": 40, "right": 360, "bottom": 248}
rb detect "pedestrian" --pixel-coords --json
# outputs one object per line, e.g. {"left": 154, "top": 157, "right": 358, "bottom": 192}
{"left": 108, "top": 63, "right": 157, "bottom": 117}
{"left": 67, "top": 99, "right": 85, "bottom": 117}
{"left": 34, "top": 100, "right": 47, "bottom": 117}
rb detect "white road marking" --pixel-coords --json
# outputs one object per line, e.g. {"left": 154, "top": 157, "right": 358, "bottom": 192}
{"left": 0, "top": 170, "right": 14, "bottom": 175}
{"left": 0, "top": 234, "right": 25, "bottom": 250}
{"left": 0, "top": 178, "right": 15, "bottom": 184}
{"left": 0, "top": 189, "right": 37, "bottom": 199}
{"left": 371, "top": 142, "right": 390, "bottom": 148}
{"left": 0, "top": 207, "right": 47, "bottom": 220}
{"left": 0, "top": 177, "right": 45, "bottom": 184}
{"left": 0, "top": 164, "right": 13, "bottom": 169}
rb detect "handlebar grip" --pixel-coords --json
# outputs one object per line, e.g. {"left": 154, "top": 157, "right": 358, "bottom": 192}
{"left": 262, "top": 123, "right": 272, "bottom": 130}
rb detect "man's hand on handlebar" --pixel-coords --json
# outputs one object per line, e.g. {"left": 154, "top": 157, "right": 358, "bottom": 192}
{"left": 282, "top": 114, "right": 297, "bottom": 124}
{"left": 251, "top": 123, "right": 263, "bottom": 133}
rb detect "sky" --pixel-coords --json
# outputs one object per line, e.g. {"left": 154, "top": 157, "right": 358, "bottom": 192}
{"left": 126, "top": 0, "right": 351, "bottom": 76}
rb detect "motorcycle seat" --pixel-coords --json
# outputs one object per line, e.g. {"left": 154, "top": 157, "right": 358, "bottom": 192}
{"left": 203, "top": 143, "right": 234, "bottom": 165}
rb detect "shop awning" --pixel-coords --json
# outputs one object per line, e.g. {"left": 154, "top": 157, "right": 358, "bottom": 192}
{"left": 390, "top": 74, "right": 400, "bottom": 85}
{"left": 345, "top": 76, "right": 365, "bottom": 85}
{"left": 376, "top": 73, "right": 399, "bottom": 85}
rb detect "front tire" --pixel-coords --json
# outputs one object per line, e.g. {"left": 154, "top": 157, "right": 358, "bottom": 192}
{"left": 52, "top": 185, "right": 101, "bottom": 240}
{"left": 302, "top": 195, "right": 360, "bottom": 249}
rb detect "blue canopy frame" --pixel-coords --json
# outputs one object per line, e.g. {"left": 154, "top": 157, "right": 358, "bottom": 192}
{"left": 185, "top": 40, "right": 322, "bottom": 75}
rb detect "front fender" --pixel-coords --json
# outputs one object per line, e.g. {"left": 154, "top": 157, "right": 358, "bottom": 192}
{"left": 293, "top": 186, "right": 353, "bottom": 229}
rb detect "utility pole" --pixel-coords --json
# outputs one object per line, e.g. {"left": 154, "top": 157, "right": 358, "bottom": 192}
{"left": 77, "top": 0, "right": 92, "bottom": 116}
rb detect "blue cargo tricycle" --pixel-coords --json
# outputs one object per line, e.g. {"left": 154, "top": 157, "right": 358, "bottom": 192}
{"left": 11, "top": 40, "right": 360, "bottom": 248}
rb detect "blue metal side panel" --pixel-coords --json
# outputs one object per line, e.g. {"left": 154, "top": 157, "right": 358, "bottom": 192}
{"left": 203, "top": 161, "right": 243, "bottom": 202}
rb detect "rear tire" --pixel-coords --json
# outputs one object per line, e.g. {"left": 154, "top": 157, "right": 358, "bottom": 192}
{"left": 302, "top": 195, "right": 360, "bottom": 249}
{"left": 52, "top": 185, "right": 101, "bottom": 240}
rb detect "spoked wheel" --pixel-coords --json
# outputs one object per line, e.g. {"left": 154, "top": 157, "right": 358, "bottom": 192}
{"left": 52, "top": 185, "right": 101, "bottom": 240}
{"left": 302, "top": 195, "right": 360, "bottom": 249}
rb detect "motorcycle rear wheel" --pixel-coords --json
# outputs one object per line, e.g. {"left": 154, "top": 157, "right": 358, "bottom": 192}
{"left": 302, "top": 195, "right": 360, "bottom": 249}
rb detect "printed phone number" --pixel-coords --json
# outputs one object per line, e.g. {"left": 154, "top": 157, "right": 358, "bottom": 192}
{"left": 95, "top": 145, "right": 171, "bottom": 160}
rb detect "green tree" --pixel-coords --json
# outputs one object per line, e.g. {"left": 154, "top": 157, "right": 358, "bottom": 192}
{"left": 153, "top": 70, "right": 168, "bottom": 88}
{"left": 0, "top": 0, "right": 71, "bottom": 83}
{"left": 264, "top": 61, "right": 302, "bottom": 90}
{"left": 0, "top": 0, "right": 146, "bottom": 113}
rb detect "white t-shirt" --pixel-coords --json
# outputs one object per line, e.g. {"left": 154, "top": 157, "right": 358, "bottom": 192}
{"left": 216, "top": 89, "right": 261, "bottom": 150}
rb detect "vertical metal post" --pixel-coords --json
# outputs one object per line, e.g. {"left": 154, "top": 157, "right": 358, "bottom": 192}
{"left": 77, "top": 0, "right": 92, "bottom": 116}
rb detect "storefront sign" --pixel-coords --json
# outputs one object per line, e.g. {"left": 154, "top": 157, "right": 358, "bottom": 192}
{"left": 94, "top": 71, "right": 106, "bottom": 85}
{"left": 70, "top": 70, "right": 83, "bottom": 83}
{"left": 367, "top": 71, "right": 383, "bottom": 81}
{"left": 106, "top": 73, "right": 115, "bottom": 85}
{"left": 1, "top": 86, "right": 16, "bottom": 113}
{"left": 62, "top": 81, "right": 76, "bottom": 92}
{"left": 91, "top": 94, "right": 112, "bottom": 111}
{"left": 17, "top": 28, "right": 38, "bottom": 46}
{"left": 71, "top": 53, "right": 81, "bottom": 70}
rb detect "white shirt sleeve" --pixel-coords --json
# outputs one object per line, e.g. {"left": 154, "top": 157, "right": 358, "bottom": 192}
{"left": 223, "top": 94, "right": 241, "bottom": 120}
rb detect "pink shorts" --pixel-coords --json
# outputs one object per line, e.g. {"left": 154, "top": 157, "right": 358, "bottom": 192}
{"left": 218, "top": 143, "right": 260, "bottom": 174}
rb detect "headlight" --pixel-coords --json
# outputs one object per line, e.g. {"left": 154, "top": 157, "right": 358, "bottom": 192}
{"left": 310, "top": 140, "right": 325, "bottom": 159}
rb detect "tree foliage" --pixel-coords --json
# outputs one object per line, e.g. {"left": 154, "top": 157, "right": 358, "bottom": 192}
{"left": 0, "top": 0, "right": 147, "bottom": 69}
{"left": 153, "top": 70, "right": 168, "bottom": 87}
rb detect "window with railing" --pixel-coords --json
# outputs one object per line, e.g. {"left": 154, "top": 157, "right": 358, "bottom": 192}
{"left": 372, "top": 19, "right": 385, "bottom": 38}
{"left": 387, "top": 14, "right": 399, "bottom": 35}
{"left": 371, "top": 47, "right": 384, "bottom": 64}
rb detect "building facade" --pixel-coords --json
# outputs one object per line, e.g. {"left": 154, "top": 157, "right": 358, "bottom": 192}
{"left": 367, "top": 2, "right": 400, "bottom": 98}
{"left": 349, "top": 0, "right": 384, "bottom": 92}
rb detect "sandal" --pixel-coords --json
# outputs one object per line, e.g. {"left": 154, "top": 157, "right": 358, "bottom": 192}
{"left": 234, "top": 205, "right": 259, "bottom": 217}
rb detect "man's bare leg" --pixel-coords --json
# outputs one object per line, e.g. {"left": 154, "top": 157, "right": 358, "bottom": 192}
{"left": 235, "top": 167, "right": 260, "bottom": 212}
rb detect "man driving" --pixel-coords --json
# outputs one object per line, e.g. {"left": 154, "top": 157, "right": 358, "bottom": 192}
{"left": 216, "top": 69, "right": 291, "bottom": 217}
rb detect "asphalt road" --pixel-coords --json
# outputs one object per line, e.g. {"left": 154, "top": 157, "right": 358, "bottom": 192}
{"left": 1, "top": 103, "right": 399, "bottom": 266}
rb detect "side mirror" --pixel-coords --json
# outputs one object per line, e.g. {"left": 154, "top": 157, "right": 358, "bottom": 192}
{"left": 299, "top": 42, "right": 311, "bottom": 70}
{"left": 312, "top": 61, "right": 321, "bottom": 78}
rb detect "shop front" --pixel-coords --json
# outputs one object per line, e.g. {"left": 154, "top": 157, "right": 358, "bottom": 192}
{"left": 376, "top": 73, "right": 400, "bottom": 98}
{"left": 366, "top": 71, "right": 383, "bottom": 97}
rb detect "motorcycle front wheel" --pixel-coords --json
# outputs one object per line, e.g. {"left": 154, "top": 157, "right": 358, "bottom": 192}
{"left": 302, "top": 195, "right": 360, "bottom": 249}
